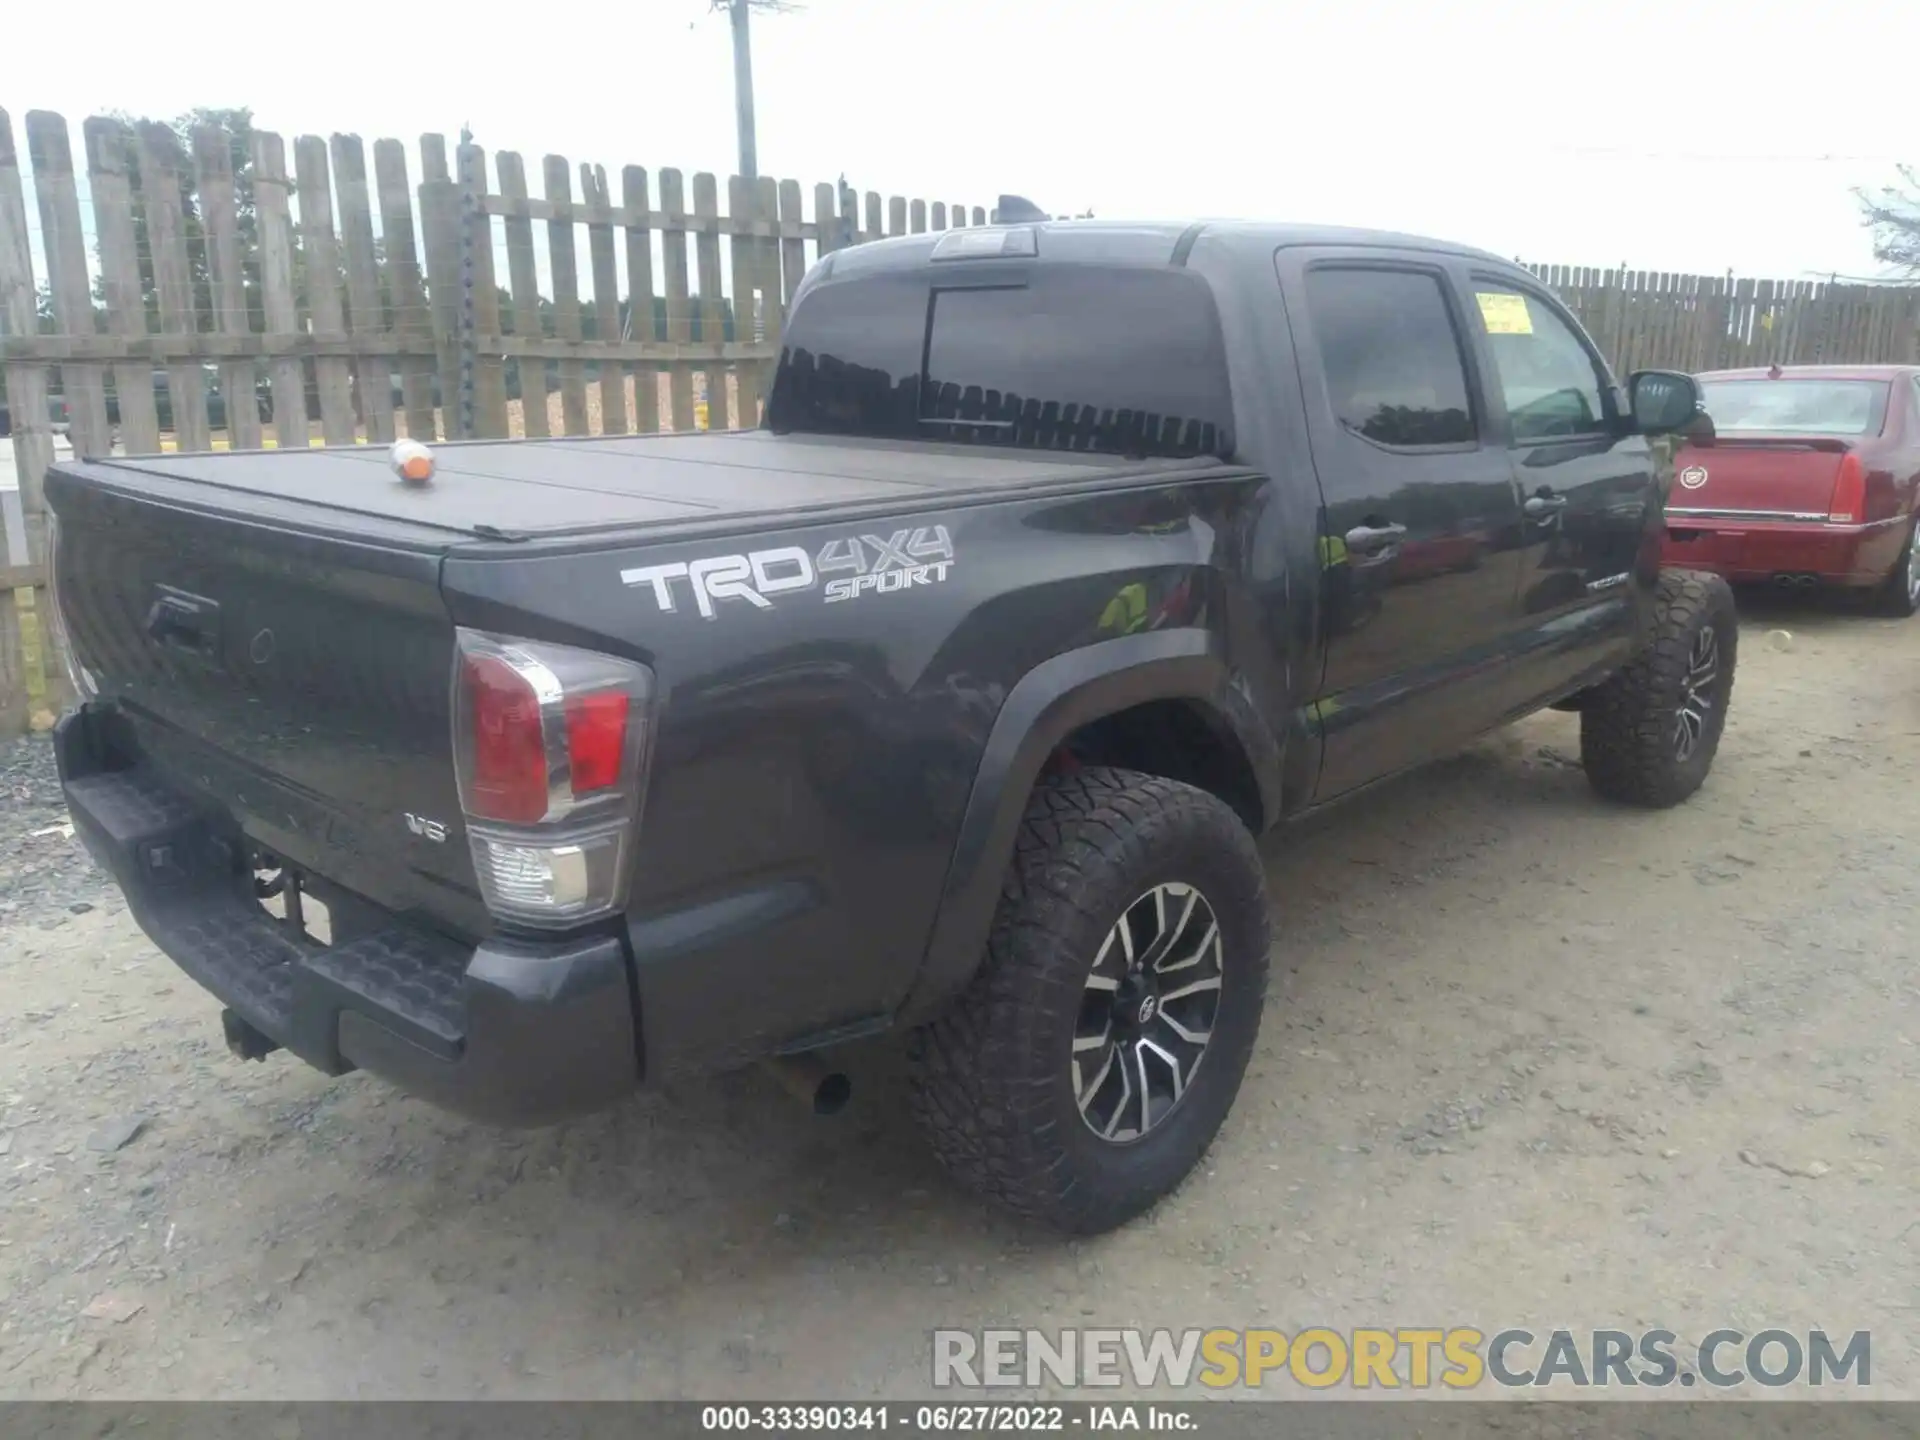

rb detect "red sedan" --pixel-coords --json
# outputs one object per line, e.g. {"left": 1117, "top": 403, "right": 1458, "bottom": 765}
{"left": 1660, "top": 364, "right": 1920, "bottom": 615}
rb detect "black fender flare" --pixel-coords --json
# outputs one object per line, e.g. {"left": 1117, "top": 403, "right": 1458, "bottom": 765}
{"left": 897, "top": 627, "right": 1282, "bottom": 1025}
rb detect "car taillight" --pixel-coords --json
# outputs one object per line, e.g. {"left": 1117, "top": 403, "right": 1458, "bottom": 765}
{"left": 462, "top": 652, "right": 552, "bottom": 823}
{"left": 452, "top": 629, "right": 655, "bottom": 928}
{"left": 1828, "top": 452, "right": 1866, "bottom": 525}
{"left": 564, "top": 691, "right": 630, "bottom": 794}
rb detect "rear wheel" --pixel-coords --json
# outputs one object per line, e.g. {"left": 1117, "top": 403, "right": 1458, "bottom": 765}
{"left": 909, "top": 767, "right": 1270, "bottom": 1234}
{"left": 1873, "top": 517, "right": 1920, "bottom": 618}
{"left": 1580, "top": 569, "right": 1738, "bottom": 808}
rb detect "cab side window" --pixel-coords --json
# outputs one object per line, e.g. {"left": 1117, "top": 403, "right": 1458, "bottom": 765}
{"left": 1471, "top": 285, "right": 1610, "bottom": 442}
{"left": 1305, "top": 268, "right": 1475, "bottom": 449}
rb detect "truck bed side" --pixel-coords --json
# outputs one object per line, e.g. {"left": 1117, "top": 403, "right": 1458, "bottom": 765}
{"left": 439, "top": 467, "right": 1287, "bottom": 1074}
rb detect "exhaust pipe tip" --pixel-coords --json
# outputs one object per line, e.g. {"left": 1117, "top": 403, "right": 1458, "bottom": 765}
{"left": 760, "top": 1053, "right": 852, "bottom": 1117}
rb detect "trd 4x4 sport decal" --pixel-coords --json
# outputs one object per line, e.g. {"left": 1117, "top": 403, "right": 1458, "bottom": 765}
{"left": 621, "top": 526, "right": 956, "bottom": 620}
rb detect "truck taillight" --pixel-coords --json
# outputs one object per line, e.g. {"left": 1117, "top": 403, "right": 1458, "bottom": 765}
{"left": 1828, "top": 452, "right": 1866, "bottom": 525}
{"left": 452, "top": 629, "right": 655, "bottom": 928}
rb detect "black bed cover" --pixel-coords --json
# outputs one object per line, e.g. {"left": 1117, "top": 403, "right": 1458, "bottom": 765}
{"left": 56, "top": 430, "right": 1219, "bottom": 548}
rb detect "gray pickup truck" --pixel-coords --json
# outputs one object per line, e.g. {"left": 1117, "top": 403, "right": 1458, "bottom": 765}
{"left": 44, "top": 217, "right": 1734, "bottom": 1233}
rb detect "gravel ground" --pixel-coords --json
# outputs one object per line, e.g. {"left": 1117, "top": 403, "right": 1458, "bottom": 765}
{"left": 0, "top": 738, "right": 118, "bottom": 923}
{"left": 0, "top": 591, "right": 1915, "bottom": 1402}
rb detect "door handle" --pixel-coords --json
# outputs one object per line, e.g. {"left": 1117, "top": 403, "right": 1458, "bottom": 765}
{"left": 1524, "top": 495, "right": 1569, "bottom": 519}
{"left": 1344, "top": 522, "right": 1408, "bottom": 554}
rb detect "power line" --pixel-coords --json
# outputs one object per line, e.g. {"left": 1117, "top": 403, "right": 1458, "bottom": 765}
{"left": 1543, "top": 144, "right": 1907, "bottom": 165}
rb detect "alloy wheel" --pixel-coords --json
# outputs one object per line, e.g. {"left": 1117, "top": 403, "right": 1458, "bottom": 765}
{"left": 1073, "top": 882, "right": 1224, "bottom": 1143}
{"left": 1674, "top": 625, "right": 1719, "bottom": 762}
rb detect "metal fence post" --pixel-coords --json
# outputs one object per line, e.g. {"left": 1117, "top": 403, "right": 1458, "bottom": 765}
{"left": 456, "top": 129, "right": 480, "bottom": 442}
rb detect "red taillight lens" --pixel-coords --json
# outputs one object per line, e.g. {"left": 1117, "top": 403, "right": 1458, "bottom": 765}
{"left": 462, "top": 652, "right": 550, "bottom": 823}
{"left": 1828, "top": 452, "right": 1866, "bottom": 525}
{"left": 565, "top": 691, "right": 630, "bottom": 794}
{"left": 451, "top": 629, "right": 656, "bottom": 928}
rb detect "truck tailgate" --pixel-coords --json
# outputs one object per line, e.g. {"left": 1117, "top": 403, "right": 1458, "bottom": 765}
{"left": 47, "top": 469, "right": 481, "bottom": 936}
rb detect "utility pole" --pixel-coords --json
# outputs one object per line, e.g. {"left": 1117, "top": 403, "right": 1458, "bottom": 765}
{"left": 712, "top": 0, "right": 798, "bottom": 182}
{"left": 729, "top": 0, "right": 757, "bottom": 180}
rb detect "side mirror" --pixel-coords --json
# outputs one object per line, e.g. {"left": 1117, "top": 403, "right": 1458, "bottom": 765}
{"left": 1627, "top": 369, "right": 1704, "bottom": 435}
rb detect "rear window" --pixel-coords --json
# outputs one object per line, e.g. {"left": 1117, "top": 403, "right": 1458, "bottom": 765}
{"left": 766, "top": 266, "right": 1235, "bottom": 459}
{"left": 1699, "top": 379, "right": 1890, "bottom": 436}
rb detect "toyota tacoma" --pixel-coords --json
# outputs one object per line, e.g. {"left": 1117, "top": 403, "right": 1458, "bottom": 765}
{"left": 43, "top": 218, "right": 1736, "bottom": 1233}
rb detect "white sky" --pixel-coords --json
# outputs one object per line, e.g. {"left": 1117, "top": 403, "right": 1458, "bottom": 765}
{"left": 7, "top": 0, "right": 1918, "bottom": 280}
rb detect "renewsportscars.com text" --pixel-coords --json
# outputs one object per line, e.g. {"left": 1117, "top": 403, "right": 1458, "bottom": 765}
{"left": 931, "top": 1327, "right": 1870, "bottom": 1390}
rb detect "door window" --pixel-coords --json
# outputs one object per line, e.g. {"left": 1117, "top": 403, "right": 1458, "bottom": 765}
{"left": 1472, "top": 285, "right": 1610, "bottom": 442}
{"left": 1304, "top": 268, "right": 1475, "bottom": 449}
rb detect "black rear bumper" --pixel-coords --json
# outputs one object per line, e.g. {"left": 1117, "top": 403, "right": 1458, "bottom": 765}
{"left": 54, "top": 707, "right": 640, "bottom": 1126}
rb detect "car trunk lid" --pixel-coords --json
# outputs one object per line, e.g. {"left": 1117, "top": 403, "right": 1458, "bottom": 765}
{"left": 1668, "top": 434, "right": 1855, "bottom": 523}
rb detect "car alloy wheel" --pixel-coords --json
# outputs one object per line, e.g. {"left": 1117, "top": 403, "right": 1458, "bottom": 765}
{"left": 1674, "top": 625, "right": 1719, "bottom": 762}
{"left": 1073, "top": 882, "right": 1224, "bottom": 1143}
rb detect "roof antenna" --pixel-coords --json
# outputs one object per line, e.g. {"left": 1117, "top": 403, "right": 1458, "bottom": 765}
{"left": 991, "top": 194, "right": 1048, "bottom": 224}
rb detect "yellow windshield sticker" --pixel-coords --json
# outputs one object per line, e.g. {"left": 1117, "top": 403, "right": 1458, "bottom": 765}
{"left": 1476, "top": 291, "right": 1533, "bottom": 335}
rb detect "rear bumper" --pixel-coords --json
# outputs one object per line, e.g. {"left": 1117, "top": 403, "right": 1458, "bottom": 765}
{"left": 54, "top": 706, "right": 640, "bottom": 1126}
{"left": 1660, "top": 514, "right": 1904, "bottom": 586}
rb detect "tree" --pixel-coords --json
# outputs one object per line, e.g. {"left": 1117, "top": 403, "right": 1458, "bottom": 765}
{"left": 1858, "top": 166, "right": 1920, "bottom": 274}
{"left": 101, "top": 107, "right": 367, "bottom": 336}
{"left": 707, "top": 0, "right": 802, "bottom": 180}
{"left": 97, "top": 107, "right": 258, "bottom": 332}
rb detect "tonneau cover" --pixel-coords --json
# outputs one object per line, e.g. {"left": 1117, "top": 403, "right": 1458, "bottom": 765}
{"left": 69, "top": 431, "right": 1207, "bottom": 545}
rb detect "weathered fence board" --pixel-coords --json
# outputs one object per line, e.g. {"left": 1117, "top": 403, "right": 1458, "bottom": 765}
{"left": 728, "top": 174, "right": 762, "bottom": 426}
{"left": 332, "top": 134, "right": 397, "bottom": 445}
{"left": 0, "top": 107, "right": 55, "bottom": 727}
{"left": 495, "top": 151, "right": 549, "bottom": 439}
{"left": 252, "top": 131, "right": 309, "bottom": 449}
{"left": 294, "top": 135, "right": 357, "bottom": 446}
{"left": 622, "top": 165, "right": 660, "bottom": 435}
{"left": 373, "top": 138, "right": 437, "bottom": 442}
{"left": 82, "top": 119, "right": 160, "bottom": 456}
{"left": 140, "top": 122, "right": 211, "bottom": 453}
{"left": 544, "top": 154, "right": 590, "bottom": 437}
{"left": 692, "top": 172, "right": 730, "bottom": 432}
{"left": 195, "top": 125, "right": 263, "bottom": 452}
{"left": 583, "top": 164, "right": 628, "bottom": 436}
{"left": 658, "top": 167, "right": 695, "bottom": 433}
{"left": 28, "top": 112, "right": 110, "bottom": 460}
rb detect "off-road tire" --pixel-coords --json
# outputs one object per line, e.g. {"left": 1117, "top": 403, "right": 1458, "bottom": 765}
{"left": 908, "top": 767, "right": 1270, "bottom": 1234}
{"left": 1580, "top": 568, "right": 1737, "bottom": 808}
{"left": 1872, "top": 516, "right": 1920, "bottom": 618}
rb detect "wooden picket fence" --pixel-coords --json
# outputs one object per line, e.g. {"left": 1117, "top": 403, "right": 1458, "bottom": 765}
{"left": 4, "top": 98, "right": 1920, "bottom": 731}
{"left": 0, "top": 103, "right": 991, "bottom": 730}
{"left": 1523, "top": 263, "right": 1920, "bottom": 378}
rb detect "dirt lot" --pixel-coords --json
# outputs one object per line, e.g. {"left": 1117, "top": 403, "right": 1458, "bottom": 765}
{"left": 1, "top": 592, "right": 1915, "bottom": 1401}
